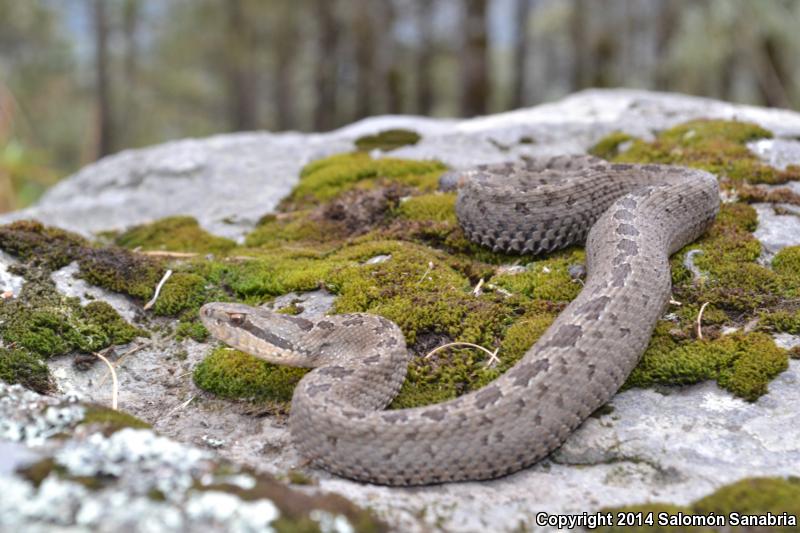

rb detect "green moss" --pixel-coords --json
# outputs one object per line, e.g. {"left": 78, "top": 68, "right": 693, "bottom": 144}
{"left": 80, "top": 404, "right": 151, "bottom": 434}
{"left": 78, "top": 247, "right": 164, "bottom": 301}
{"left": 760, "top": 310, "right": 800, "bottom": 335}
{"left": 245, "top": 212, "right": 343, "bottom": 250}
{"left": 773, "top": 245, "right": 800, "bottom": 279}
{"left": 0, "top": 220, "right": 87, "bottom": 269}
{"left": 175, "top": 319, "right": 209, "bottom": 342}
{"left": 599, "top": 119, "right": 800, "bottom": 185}
{"left": 0, "top": 275, "right": 143, "bottom": 359}
{"left": 491, "top": 248, "right": 585, "bottom": 302}
{"left": 0, "top": 347, "right": 52, "bottom": 393}
{"left": 151, "top": 272, "right": 208, "bottom": 316}
{"left": 281, "top": 153, "right": 446, "bottom": 209}
{"left": 354, "top": 129, "right": 421, "bottom": 152}
{"left": 627, "top": 330, "right": 787, "bottom": 401}
{"left": 588, "top": 131, "right": 635, "bottom": 159}
{"left": 395, "top": 193, "right": 457, "bottom": 223}
{"left": 599, "top": 477, "right": 800, "bottom": 533}
{"left": 193, "top": 347, "right": 308, "bottom": 403}
{"left": 115, "top": 216, "right": 236, "bottom": 255}
{"left": 82, "top": 301, "right": 144, "bottom": 344}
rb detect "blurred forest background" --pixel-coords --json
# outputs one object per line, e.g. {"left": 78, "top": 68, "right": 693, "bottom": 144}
{"left": 1, "top": 0, "right": 799, "bottom": 212}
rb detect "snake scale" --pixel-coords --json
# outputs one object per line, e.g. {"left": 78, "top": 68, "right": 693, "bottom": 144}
{"left": 200, "top": 155, "right": 720, "bottom": 485}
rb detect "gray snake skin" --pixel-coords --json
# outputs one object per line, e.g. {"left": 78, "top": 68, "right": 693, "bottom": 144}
{"left": 200, "top": 155, "right": 720, "bottom": 485}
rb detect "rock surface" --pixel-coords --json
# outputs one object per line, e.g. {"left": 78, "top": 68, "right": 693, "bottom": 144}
{"left": 2, "top": 89, "right": 800, "bottom": 532}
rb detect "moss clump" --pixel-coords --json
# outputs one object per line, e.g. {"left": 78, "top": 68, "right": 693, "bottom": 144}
{"left": 193, "top": 347, "right": 308, "bottom": 404}
{"left": 245, "top": 212, "right": 343, "bottom": 250}
{"left": 491, "top": 248, "right": 585, "bottom": 302}
{"left": 0, "top": 348, "right": 52, "bottom": 393}
{"left": 595, "top": 119, "right": 800, "bottom": 185}
{"left": 760, "top": 309, "right": 800, "bottom": 335}
{"left": 0, "top": 273, "right": 144, "bottom": 392}
{"left": 627, "top": 330, "right": 787, "bottom": 401}
{"left": 78, "top": 247, "right": 164, "bottom": 301}
{"left": 395, "top": 193, "right": 457, "bottom": 223}
{"left": 115, "top": 216, "right": 236, "bottom": 255}
{"left": 281, "top": 152, "right": 446, "bottom": 209}
{"left": 151, "top": 272, "right": 208, "bottom": 316}
{"left": 773, "top": 245, "right": 800, "bottom": 279}
{"left": 599, "top": 477, "right": 800, "bottom": 533}
{"left": 588, "top": 131, "right": 634, "bottom": 159}
{"left": 0, "top": 220, "right": 87, "bottom": 269}
{"left": 0, "top": 276, "right": 144, "bottom": 358}
{"left": 354, "top": 129, "right": 421, "bottom": 152}
{"left": 80, "top": 404, "right": 151, "bottom": 434}
{"left": 81, "top": 301, "right": 143, "bottom": 345}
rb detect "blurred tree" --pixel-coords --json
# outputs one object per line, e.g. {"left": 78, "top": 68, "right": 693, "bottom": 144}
{"left": 224, "top": 0, "right": 260, "bottom": 131}
{"left": 313, "top": 0, "right": 339, "bottom": 131}
{"left": 460, "top": 0, "right": 489, "bottom": 116}
{"left": 414, "top": 0, "right": 436, "bottom": 115}
{"left": 92, "top": 0, "right": 115, "bottom": 157}
{"left": 273, "top": 0, "right": 298, "bottom": 130}
{"left": 511, "top": 0, "right": 532, "bottom": 108}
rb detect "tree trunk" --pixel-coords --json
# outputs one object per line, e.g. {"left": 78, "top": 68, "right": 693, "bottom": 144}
{"left": 414, "top": 0, "right": 435, "bottom": 115}
{"left": 120, "top": 0, "right": 139, "bottom": 145}
{"left": 570, "top": 0, "right": 589, "bottom": 90}
{"left": 460, "top": 0, "right": 489, "bottom": 116}
{"left": 224, "top": 0, "right": 259, "bottom": 131}
{"left": 313, "top": 0, "right": 339, "bottom": 131}
{"left": 510, "top": 0, "right": 531, "bottom": 108}
{"left": 353, "top": 0, "right": 376, "bottom": 119}
{"left": 274, "top": 0, "right": 296, "bottom": 130}
{"left": 92, "top": 0, "right": 114, "bottom": 157}
{"left": 653, "top": 0, "right": 678, "bottom": 90}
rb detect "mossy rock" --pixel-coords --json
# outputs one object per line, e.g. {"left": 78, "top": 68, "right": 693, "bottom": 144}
{"left": 599, "top": 477, "right": 800, "bottom": 533}
{"left": 2, "top": 120, "right": 796, "bottom": 407}
{"left": 592, "top": 119, "right": 800, "bottom": 185}
{"left": 115, "top": 216, "right": 236, "bottom": 255}
{"left": 354, "top": 129, "right": 421, "bottom": 152}
{"left": 281, "top": 152, "right": 446, "bottom": 209}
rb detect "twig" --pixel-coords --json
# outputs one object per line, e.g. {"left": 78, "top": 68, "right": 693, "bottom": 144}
{"left": 97, "top": 342, "right": 149, "bottom": 388}
{"left": 669, "top": 298, "right": 682, "bottom": 306}
{"left": 472, "top": 278, "right": 485, "bottom": 296}
{"left": 143, "top": 269, "right": 173, "bottom": 311}
{"left": 696, "top": 302, "right": 710, "bottom": 340}
{"left": 424, "top": 342, "right": 500, "bottom": 367}
{"left": 162, "top": 394, "right": 196, "bottom": 420}
{"left": 140, "top": 251, "right": 198, "bottom": 258}
{"left": 93, "top": 350, "right": 119, "bottom": 410}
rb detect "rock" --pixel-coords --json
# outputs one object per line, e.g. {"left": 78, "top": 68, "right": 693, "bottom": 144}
{"left": 0, "top": 383, "right": 384, "bottom": 532}
{"left": 3, "top": 89, "right": 800, "bottom": 532}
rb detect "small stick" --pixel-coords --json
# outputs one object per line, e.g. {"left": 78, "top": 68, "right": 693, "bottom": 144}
{"left": 696, "top": 301, "right": 710, "bottom": 340}
{"left": 93, "top": 350, "right": 119, "bottom": 410}
{"left": 669, "top": 298, "right": 682, "bottom": 306}
{"left": 472, "top": 278, "right": 485, "bottom": 296}
{"left": 424, "top": 342, "right": 500, "bottom": 367}
{"left": 140, "top": 251, "right": 198, "bottom": 258}
{"left": 97, "top": 342, "right": 149, "bottom": 388}
{"left": 143, "top": 269, "right": 173, "bottom": 311}
{"left": 162, "top": 394, "right": 196, "bottom": 419}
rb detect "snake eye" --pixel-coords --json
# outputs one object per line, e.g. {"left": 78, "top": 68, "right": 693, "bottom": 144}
{"left": 228, "top": 313, "right": 246, "bottom": 326}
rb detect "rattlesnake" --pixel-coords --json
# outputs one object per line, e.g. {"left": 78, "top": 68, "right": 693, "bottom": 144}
{"left": 200, "top": 155, "right": 719, "bottom": 485}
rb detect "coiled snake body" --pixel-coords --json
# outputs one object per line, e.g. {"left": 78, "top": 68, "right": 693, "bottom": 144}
{"left": 200, "top": 155, "right": 719, "bottom": 485}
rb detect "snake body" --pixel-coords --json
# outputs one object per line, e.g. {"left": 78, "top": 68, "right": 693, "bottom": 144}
{"left": 200, "top": 155, "right": 719, "bottom": 485}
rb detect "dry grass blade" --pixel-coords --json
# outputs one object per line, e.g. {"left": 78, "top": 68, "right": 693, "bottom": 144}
{"left": 93, "top": 350, "right": 119, "bottom": 410}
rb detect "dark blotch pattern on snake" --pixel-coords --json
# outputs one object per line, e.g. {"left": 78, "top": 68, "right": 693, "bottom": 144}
{"left": 200, "top": 155, "right": 719, "bottom": 485}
